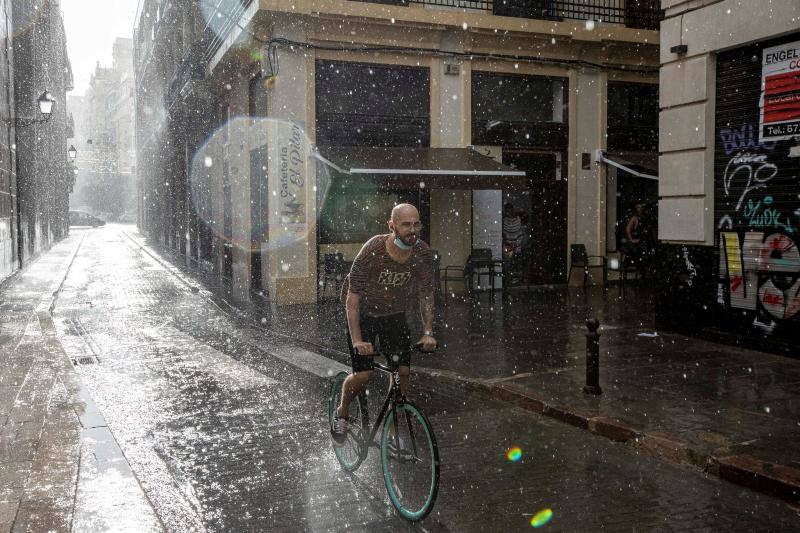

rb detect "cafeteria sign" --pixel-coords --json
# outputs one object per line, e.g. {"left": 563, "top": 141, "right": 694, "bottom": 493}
{"left": 760, "top": 40, "right": 800, "bottom": 142}
{"left": 267, "top": 119, "right": 311, "bottom": 278}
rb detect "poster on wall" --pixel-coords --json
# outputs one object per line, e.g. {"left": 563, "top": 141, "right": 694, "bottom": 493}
{"left": 759, "top": 40, "right": 800, "bottom": 142}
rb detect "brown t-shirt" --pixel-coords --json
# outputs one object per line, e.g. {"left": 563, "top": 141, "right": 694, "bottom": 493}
{"left": 341, "top": 234, "right": 434, "bottom": 316}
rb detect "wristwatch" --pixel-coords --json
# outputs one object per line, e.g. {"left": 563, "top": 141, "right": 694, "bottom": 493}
{"left": 423, "top": 330, "right": 434, "bottom": 337}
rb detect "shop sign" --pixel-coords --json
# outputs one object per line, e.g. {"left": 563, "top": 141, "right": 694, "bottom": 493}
{"left": 760, "top": 40, "right": 800, "bottom": 142}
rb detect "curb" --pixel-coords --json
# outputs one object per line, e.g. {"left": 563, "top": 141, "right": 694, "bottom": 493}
{"left": 131, "top": 232, "right": 800, "bottom": 506}
{"left": 425, "top": 370, "right": 800, "bottom": 505}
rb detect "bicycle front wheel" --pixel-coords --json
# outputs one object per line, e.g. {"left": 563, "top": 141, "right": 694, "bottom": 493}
{"left": 380, "top": 402, "right": 440, "bottom": 521}
{"left": 328, "top": 372, "right": 368, "bottom": 472}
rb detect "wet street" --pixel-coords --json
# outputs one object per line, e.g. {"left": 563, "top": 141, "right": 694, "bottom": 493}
{"left": 38, "top": 225, "right": 800, "bottom": 531}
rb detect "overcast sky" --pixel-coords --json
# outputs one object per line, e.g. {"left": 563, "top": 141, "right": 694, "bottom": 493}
{"left": 62, "top": 0, "right": 140, "bottom": 95}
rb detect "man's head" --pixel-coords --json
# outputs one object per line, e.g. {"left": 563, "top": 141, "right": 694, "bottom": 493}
{"left": 504, "top": 202, "right": 516, "bottom": 217}
{"left": 389, "top": 203, "right": 422, "bottom": 248}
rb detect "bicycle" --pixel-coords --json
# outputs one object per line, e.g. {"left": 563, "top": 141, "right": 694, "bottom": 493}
{"left": 327, "top": 347, "right": 440, "bottom": 521}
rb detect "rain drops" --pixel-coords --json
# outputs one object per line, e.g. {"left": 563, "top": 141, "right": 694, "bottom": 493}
{"left": 203, "top": 156, "right": 213, "bottom": 168}
{"left": 585, "top": 20, "right": 595, "bottom": 31}
{"left": 280, "top": 263, "right": 290, "bottom": 273}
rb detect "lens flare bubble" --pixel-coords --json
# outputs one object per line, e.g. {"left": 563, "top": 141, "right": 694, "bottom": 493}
{"left": 506, "top": 446, "right": 522, "bottom": 462}
{"left": 188, "top": 117, "right": 332, "bottom": 276}
{"left": 530, "top": 509, "right": 553, "bottom": 528}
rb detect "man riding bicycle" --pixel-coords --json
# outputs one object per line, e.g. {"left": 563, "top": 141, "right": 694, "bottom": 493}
{"left": 331, "top": 203, "right": 438, "bottom": 445}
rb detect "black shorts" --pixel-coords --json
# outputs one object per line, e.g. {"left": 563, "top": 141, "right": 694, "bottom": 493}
{"left": 346, "top": 313, "right": 412, "bottom": 373}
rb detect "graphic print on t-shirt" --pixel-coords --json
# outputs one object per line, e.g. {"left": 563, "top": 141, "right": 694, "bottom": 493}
{"left": 377, "top": 269, "right": 412, "bottom": 287}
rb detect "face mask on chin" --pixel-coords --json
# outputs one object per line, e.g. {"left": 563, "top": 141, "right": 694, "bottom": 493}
{"left": 393, "top": 233, "right": 419, "bottom": 251}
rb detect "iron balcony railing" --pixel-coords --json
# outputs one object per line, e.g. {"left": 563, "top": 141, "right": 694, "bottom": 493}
{"left": 351, "top": 0, "right": 662, "bottom": 30}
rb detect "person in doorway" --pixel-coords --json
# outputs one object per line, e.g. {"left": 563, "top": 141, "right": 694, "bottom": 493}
{"left": 625, "top": 202, "right": 654, "bottom": 278}
{"left": 502, "top": 202, "right": 523, "bottom": 258}
{"left": 332, "top": 203, "right": 437, "bottom": 445}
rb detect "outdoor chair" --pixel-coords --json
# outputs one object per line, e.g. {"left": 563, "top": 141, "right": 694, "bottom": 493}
{"left": 439, "top": 262, "right": 467, "bottom": 305}
{"left": 466, "top": 248, "right": 502, "bottom": 299}
{"left": 568, "top": 244, "right": 607, "bottom": 287}
{"left": 320, "top": 252, "right": 348, "bottom": 300}
{"left": 619, "top": 249, "right": 642, "bottom": 292}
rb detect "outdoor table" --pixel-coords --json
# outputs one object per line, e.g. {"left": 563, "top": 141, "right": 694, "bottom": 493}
{"left": 466, "top": 258, "right": 504, "bottom": 297}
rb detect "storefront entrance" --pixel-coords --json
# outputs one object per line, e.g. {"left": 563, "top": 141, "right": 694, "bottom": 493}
{"left": 503, "top": 151, "right": 567, "bottom": 285}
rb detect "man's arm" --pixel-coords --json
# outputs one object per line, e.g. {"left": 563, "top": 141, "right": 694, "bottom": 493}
{"left": 346, "top": 291, "right": 373, "bottom": 355}
{"left": 346, "top": 291, "right": 363, "bottom": 344}
{"left": 419, "top": 287, "right": 434, "bottom": 334}
{"left": 626, "top": 216, "right": 639, "bottom": 243}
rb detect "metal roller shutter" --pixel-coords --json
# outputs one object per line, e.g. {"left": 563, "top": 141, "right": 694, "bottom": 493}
{"left": 714, "top": 32, "right": 800, "bottom": 348}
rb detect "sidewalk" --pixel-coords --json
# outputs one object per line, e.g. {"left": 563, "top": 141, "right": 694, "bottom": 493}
{"left": 0, "top": 231, "right": 161, "bottom": 533}
{"left": 0, "top": 234, "right": 85, "bottom": 532}
{"left": 138, "top": 232, "right": 800, "bottom": 504}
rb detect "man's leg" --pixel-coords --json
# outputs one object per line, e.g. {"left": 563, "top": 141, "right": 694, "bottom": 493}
{"left": 339, "top": 320, "right": 375, "bottom": 419}
{"left": 395, "top": 365, "right": 410, "bottom": 397}
{"left": 339, "top": 370, "right": 372, "bottom": 418}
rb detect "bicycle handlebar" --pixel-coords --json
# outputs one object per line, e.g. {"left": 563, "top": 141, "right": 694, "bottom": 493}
{"left": 359, "top": 343, "right": 436, "bottom": 358}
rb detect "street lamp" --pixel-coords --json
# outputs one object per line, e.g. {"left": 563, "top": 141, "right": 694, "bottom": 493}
{"left": 38, "top": 91, "right": 55, "bottom": 117}
{"left": 68, "top": 145, "right": 77, "bottom": 161}
{"left": 2, "top": 90, "right": 56, "bottom": 127}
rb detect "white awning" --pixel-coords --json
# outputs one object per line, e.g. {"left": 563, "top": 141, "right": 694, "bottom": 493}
{"left": 312, "top": 146, "right": 527, "bottom": 189}
{"left": 595, "top": 150, "right": 658, "bottom": 181}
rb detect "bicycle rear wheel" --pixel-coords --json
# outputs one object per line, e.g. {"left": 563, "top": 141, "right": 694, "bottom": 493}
{"left": 380, "top": 402, "right": 440, "bottom": 521}
{"left": 328, "top": 372, "right": 368, "bottom": 472}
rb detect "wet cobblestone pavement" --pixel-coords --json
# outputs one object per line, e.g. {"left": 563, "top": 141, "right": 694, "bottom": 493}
{"left": 200, "top": 248, "right": 800, "bottom": 477}
{"left": 3, "top": 225, "right": 800, "bottom": 531}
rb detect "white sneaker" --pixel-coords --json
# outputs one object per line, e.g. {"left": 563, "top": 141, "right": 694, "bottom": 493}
{"left": 331, "top": 408, "right": 348, "bottom": 446}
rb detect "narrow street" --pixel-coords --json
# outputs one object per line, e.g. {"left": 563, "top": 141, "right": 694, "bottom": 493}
{"left": 46, "top": 225, "right": 800, "bottom": 532}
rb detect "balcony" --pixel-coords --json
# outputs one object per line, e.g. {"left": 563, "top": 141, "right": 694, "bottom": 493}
{"left": 165, "top": 44, "right": 211, "bottom": 118}
{"left": 351, "top": 0, "right": 663, "bottom": 30}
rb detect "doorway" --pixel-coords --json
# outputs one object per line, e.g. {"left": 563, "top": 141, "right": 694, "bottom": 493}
{"left": 503, "top": 151, "right": 567, "bottom": 284}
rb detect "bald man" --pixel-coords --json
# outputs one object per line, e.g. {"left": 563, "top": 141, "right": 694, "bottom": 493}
{"left": 332, "top": 203, "right": 437, "bottom": 445}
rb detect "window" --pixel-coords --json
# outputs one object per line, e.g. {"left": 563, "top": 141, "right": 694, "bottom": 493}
{"left": 319, "top": 182, "right": 400, "bottom": 244}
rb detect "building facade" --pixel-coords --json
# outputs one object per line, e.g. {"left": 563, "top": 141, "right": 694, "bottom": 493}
{"left": 1, "top": 0, "right": 73, "bottom": 284}
{"left": 656, "top": 0, "right": 800, "bottom": 353}
{"left": 71, "top": 38, "right": 136, "bottom": 221}
{"left": 0, "top": 0, "right": 16, "bottom": 280}
{"left": 136, "top": 0, "right": 661, "bottom": 304}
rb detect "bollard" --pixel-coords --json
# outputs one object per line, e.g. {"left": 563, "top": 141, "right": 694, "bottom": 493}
{"left": 583, "top": 317, "right": 602, "bottom": 395}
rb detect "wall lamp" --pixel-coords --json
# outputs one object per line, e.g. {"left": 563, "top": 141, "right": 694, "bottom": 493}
{"left": 2, "top": 91, "right": 56, "bottom": 127}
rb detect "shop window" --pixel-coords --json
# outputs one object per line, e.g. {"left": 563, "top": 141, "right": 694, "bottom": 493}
{"left": 319, "top": 183, "right": 401, "bottom": 244}
{"left": 472, "top": 72, "right": 568, "bottom": 148}
{"left": 607, "top": 82, "right": 658, "bottom": 153}
{"left": 315, "top": 60, "right": 430, "bottom": 147}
